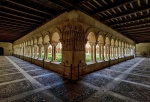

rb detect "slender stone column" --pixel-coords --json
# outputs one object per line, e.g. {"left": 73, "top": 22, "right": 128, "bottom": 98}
{"left": 116, "top": 46, "right": 119, "bottom": 58}
{"left": 52, "top": 42, "right": 58, "bottom": 62}
{"left": 38, "top": 44, "right": 43, "bottom": 59}
{"left": 28, "top": 46, "right": 31, "bottom": 57}
{"left": 44, "top": 43, "right": 49, "bottom": 61}
{"left": 110, "top": 46, "right": 112, "bottom": 59}
{"left": 34, "top": 45, "right": 37, "bottom": 58}
{"left": 98, "top": 43, "right": 101, "bottom": 60}
{"left": 90, "top": 44, "right": 93, "bottom": 62}
{"left": 93, "top": 43, "right": 96, "bottom": 62}
{"left": 107, "top": 45, "right": 110, "bottom": 60}
{"left": 30, "top": 45, "right": 33, "bottom": 57}
{"left": 101, "top": 44, "right": 104, "bottom": 61}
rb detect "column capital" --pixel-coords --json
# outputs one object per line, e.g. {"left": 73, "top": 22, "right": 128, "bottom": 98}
{"left": 98, "top": 43, "right": 104, "bottom": 46}
{"left": 43, "top": 43, "right": 50, "bottom": 47}
{"left": 89, "top": 42, "right": 96, "bottom": 46}
{"left": 51, "top": 42, "right": 58, "bottom": 46}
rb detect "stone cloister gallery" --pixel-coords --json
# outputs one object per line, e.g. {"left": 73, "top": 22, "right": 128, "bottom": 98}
{"left": 13, "top": 11, "right": 135, "bottom": 80}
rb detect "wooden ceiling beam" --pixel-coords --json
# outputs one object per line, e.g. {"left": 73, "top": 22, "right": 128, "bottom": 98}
{"left": 118, "top": 26, "right": 150, "bottom": 32}
{"left": 0, "top": 11, "right": 42, "bottom": 23}
{"left": 0, "top": 16, "right": 40, "bottom": 25}
{"left": 107, "top": 14, "right": 150, "bottom": 25}
{"left": 103, "top": 5, "right": 150, "bottom": 21}
{"left": 116, "top": 24, "right": 150, "bottom": 30}
{"left": 48, "top": 0, "right": 74, "bottom": 10}
{"left": 0, "top": 21, "right": 37, "bottom": 28}
{"left": 0, "top": 25, "right": 33, "bottom": 30}
{"left": 5, "top": 0, "right": 53, "bottom": 16}
{"left": 110, "top": 17, "right": 150, "bottom": 26}
{"left": 0, "top": 5, "right": 46, "bottom": 20}
{"left": 113, "top": 22, "right": 150, "bottom": 29}
{"left": 120, "top": 30, "right": 150, "bottom": 34}
{"left": 91, "top": 0, "right": 132, "bottom": 15}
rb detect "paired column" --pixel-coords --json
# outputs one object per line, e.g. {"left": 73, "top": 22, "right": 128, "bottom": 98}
{"left": 38, "top": 44, "right": 43, "bottom": 59}
{"left": 34, "top": 45, "right": 38, "bottom": 58}
{"left": 44, "top": 43, "right": 49, "bottom": 61}
{"left": 105, "top": 44, "right": 110, "bottom": 60}
{"left": 51, "top": 42, "right": 58, "bottom": 62}
{"left": 89, "top": 42, "right": 96, "bottom": 62}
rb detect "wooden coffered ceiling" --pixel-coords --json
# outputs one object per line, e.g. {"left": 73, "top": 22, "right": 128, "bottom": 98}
{"left": 0, "top": 0, "right": 150, "bottom": 43}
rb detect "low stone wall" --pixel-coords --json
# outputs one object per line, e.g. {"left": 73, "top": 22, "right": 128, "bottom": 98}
{"left": 13, "top": 55, "right": 134, "bottom": 80}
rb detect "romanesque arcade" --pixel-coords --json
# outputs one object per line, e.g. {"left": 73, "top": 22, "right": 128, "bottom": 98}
{"left": 13, "top": 11, "right": 135, "bottom": 80}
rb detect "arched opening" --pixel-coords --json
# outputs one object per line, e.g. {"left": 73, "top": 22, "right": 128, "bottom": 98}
{"left": 104, "top": 37, "right": 110, "bottom": 60}
{"left": 115, "top": 40, "right": 118, "bottom": 58}
{"left": 51, "top": 32, "right": 61, "bottom": 62}
{"left": 110, "top": 39, "right": 115, "bottom": 59}
{"left": 97, "top": 35, "right": 104, "bottom": 61}
{"left": 85, "top": 32, "right": 96, "bottom": 62}
{"left": 0, "top": 47, "right": 4, "bottom": 55}
{"left": 38, "top": 37, "right": 44, "bottom": 59}
{"left": 43, "top": 35, "right": 50, "bottom": 61}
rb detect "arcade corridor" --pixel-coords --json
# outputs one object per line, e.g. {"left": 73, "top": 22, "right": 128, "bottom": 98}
{"left": 0, "top": 56, "right": 149, "bottom": 102}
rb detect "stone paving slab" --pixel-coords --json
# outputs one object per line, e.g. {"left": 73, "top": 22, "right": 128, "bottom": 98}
{"left": 0, "top": 73, "right": 25, "bottom": 83}
{"left": 96, "top": 69, "right": 122, "bottom": 78}
{"left": 0, "top": 56, "right": 149, "bottom": 102}
{"left": 124, "top": 74, "right": 150, "bottom": 85}
{"left": 12, "top": 91, "right": 57, "bottom": 102}
{"left": 82, "top": 73, "right": 113, "bottom": 87}
{"left": 99, "top": 93, "right": 126, "bottom": 102}
{"left": 20, "top": 66, "right": 42, "bottom": 71}
{"left": 0, "top": 80, "right": 36, "bottom": 100}
{"left": 35, "top": 74, "right": 66, "bottom": 86}
{"left": 49, "top": 82, "right": 97, "bottom": 102}
{"left": 0, "top": 68, "right": 19, "bottom": 75}
{"left": 27, "top": 69, "right": 52, "bottom": 77}
{"left": 111, "top": 81, "right": 150, "bottom": 102}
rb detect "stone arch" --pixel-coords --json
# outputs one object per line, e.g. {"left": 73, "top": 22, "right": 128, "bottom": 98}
{"left": 0, "top": 47, "right": 4, "bottom": 55}
{"left": 34, "top": 37, "right": 38, "bottom": 45}
{"left": 44, "top": 35, "right": 50, "bottom": 44}
{"left": 30, "top": 39, "right": 34, "bottom": 45}
{"left": 105, "top": 37, "right": 110, "bottom": 45}
{"left": 115, "top": 39, "right": 119, "bottom": 47}
{"left": 111, "top": 39, "right": 115, "bottom": 46}
{"left": 51, "top": 31, "right": 62, "bottom": 62}
{"left": 98, "top": 34, "right": 104, "bottom": 44}
{"left": 118, "top": 40, "right": 122, "bottom": 47}
{"left": 87, "top": 32, "right": 96, "bottom": 42}
{"left": 85, "top": 27, "right": 97, "bottom": 40}
{"left": 49, "top": 27, "right": 62, "bottom": 41}
{"left": 27, "top": 40, "right": 31, "bottom": 46}
{"left": 51, "top": 32, "right": 60, "bottom": 43}
{"left": 38, "top": 37, "right": 43, "bottom": 45}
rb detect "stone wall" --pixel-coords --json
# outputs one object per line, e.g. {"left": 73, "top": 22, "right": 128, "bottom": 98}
{"left": 136, "top": 43, "right": 150, "bottom": 57}
{"left": 0, "top": 42, "right": 13, "bottom": 55}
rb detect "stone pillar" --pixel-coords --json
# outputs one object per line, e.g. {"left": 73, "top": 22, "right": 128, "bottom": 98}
{"left": 117, "top": 46, "right": 119, "bottom": 58}
{"left": 30, "top": 46, "right": 33, "bottom": 58}
{"left": 101, "top": 44, "right": 104, "bottom": 61}
{"left": 34, "top": 45, "right": 37, "bottom": 58}
{"left": 98, "top": 43, "right": 101, "bottom": 60}
{"left": 38, "top": 44, "right": 42, "bottom": 59}
{"left": 93, "top": 43, "right": 96, "bottom": 62}
{"left": 90, "top": 44, "right": 93, "bottom": 62}
{"left": 28, "top": 46, "right": 31, "bottom": 57}
{"left": 44, "top": 43, "right": 49, "bottom": 61}
{"left": 52, "top": 42, "right": 58, "bottom": 62}
{"left": 61, "top": 22, "right": 86, "bottom": 80}
{"left": 110, "top": 46, "right": 112, "bottom": 59}
{"left": 107, "top": 45, "right": 110, "bottom": 60}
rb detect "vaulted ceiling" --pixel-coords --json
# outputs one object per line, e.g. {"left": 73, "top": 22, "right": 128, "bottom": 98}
{"left": 0, "top": 0, "right": 150, "bottom": 43}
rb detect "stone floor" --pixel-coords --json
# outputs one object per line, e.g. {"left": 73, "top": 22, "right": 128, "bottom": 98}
{"left": 0, "top": 56, "right": 150, "bottom": 102}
